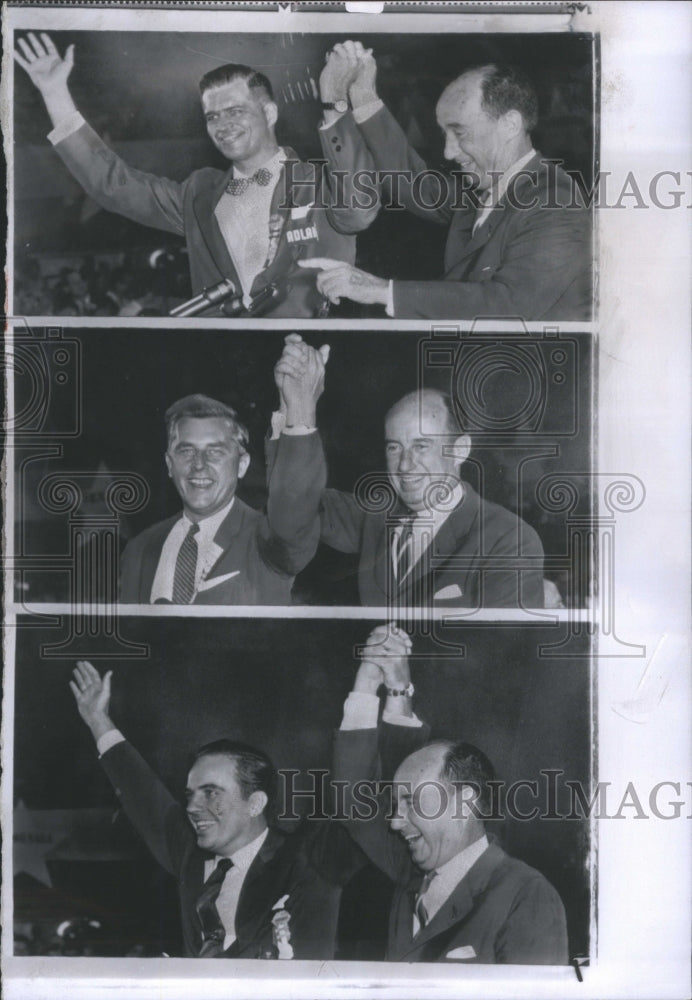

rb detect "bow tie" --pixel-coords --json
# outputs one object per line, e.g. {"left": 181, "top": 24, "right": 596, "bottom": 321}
{"left": 226, "top": 167, "right": 273, "bottom": 196}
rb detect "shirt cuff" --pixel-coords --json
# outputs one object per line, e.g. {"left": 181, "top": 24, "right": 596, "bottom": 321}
{"left": 48, "top": 111, "right": 86, "bottom": 145}
{"left": 318, "top": 115, "right": 345, "bottom": 131}
{"left": 270, "top": 410, "right": 316, "bottom": 439}
{"left": 96, "top": 729, "right": 126, "bottom": 756}
{"left": 353, "top": 99, "right": 384, "bottom": 124}
{"left": 385, "top": 280, "right": 395, "bottom": 317}
{"left": 340, "top": 691, "right": 380, "bottom": 730}
{"left": 382, "top": 708, "right": 424, "bottom": 728}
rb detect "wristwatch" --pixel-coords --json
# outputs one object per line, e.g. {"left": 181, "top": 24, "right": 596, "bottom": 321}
{"left": 385, "top": 682, "right": 414, "bottom": 698}
{"left": 322, "top": 99, "right": 349, "bottom": 114}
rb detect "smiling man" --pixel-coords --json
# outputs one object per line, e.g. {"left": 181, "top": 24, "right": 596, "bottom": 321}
{"left": 314, "top": 383, "right": 545, "bottom": 608}
{"left": 68, "top": 661, "right": 347, "bottom": 959}
{"left": 14, "top": 33, "right": 378, "bottom": 317}
{"left": 301, "top": 46, "right": 591, "bottom": 320}
{"left": 332, "top": 625, "right": 568, "bottom": 964}
{"left": 119, "top": 336, "right": 328, "bottom": 605}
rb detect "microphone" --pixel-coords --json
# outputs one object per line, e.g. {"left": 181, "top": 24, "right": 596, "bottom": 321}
{"left": 169, "top": 278, "right": 240, "bottom": 317}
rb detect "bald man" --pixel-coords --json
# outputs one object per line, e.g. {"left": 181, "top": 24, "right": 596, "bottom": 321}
{"left": 312, "top": 381, "right": 544, "bottom": 609}
{"left": 301, "top": 46, "right": 591, "bottom": 321}
{"left": 332, "top": 625, "right": 568, "bottom": 963}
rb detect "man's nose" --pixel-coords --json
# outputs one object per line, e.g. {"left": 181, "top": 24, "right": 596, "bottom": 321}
{"left": 444, "top": 133, "right": 460, "bottom": 161}
{"left": 190, "top": 450, "right": 206, "bottom": 470}
{"left": 390, "top": 812, "right": 406, "bottom": 831}
{"left": 398, "top": 449, "right": 414, "bottom": 473}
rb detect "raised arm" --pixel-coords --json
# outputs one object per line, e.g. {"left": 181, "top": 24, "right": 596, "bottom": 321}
{"left": 257, "top": 335, "right": 329, "bottom": 577}
{"left": 15, "top": 32, "right": 186, "bottom": 235}
{"left": 69, "top": 661, "right": 192, "bottom": 876}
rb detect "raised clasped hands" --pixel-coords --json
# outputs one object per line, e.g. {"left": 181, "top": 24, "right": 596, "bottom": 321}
{"left": 355, "top": 623, "right": 412, "bottom": 695}
{"left": 274, "top": 333, "right": 330, "bottom": 426}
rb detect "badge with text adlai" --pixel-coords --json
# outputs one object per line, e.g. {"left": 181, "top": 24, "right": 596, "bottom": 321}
{"left": 286, "top": 223, "right": 318, "bottom": 244}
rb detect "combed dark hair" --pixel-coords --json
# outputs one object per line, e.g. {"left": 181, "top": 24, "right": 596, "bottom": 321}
{"left": 190, "top": 739, "right": 277, "bottom": 813}
{"left": 199, "top": 63, "right": 274, "bottom": 103}
{"left": 164, "top": 394, "right": 249, "bottom": 450}
{"left": 478, "top": 63, "right": 539, "bottom": 132}
{"left": 432, "top": 739, "right": 497, "bottom": 815}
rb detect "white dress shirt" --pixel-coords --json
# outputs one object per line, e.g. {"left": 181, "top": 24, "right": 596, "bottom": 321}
{"left": 149, "top": 499, "right": 234, "bottom": 604}
{"left": 413, "top": 835, "right": 489, "bottom": 935}
{"left": 390, "top": 482, "right": 465, "bottom": 584}
{"left": 204, "top": 828, "right": 270, "bottom": 951}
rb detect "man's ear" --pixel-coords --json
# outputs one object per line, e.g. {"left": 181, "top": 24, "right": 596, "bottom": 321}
{"left": 237, "top": 450, "right": 251, "bottom": 480}
{"left": 248, "top": 789, "right": 268, "bottom": 818}
{"left": 165, "top": 452, "right": 173, "bottom": 478}
{"left": 263, "top": 100, "right": 279, "bottom": 131}
{"left": 450, "top": 433, "right": 471, "bottom": 467}
{"left": 501, "top": 109, "right": 523, "bottom": 140}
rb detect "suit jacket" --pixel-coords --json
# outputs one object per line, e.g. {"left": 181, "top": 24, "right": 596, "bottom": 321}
{"left": 119, "top": 432, "right": 325, "bottom": 605}
{"left": 100, "top": 740, "right": 343, "bottom": 959}
{"left": 52, "top": 118, "right": 378, "bottom": 318}
{"left": 319, "top": 481, "right": 545, "bottom": 608}
{"left": 333, "top": 726, "right": 568, "bottom": 965}
{"left": 325, "top": 106, "right": 591, "bottom": 320}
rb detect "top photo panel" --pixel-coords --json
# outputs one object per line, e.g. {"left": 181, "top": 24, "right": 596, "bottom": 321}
{"left": 12, "top": 29, "right": 596, "bottom": 323}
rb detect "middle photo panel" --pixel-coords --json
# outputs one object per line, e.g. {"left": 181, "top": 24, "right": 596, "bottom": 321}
{"left": 14, "top": 326, "right": 593, "bottom": 613}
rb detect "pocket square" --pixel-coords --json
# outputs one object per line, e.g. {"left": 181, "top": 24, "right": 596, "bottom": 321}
{"left": 433, "top": 583, "right": 464, "bottom": 601}
{"left": 290, "top": 202, "right": 314, "bottom": 220}
{"left": 446, "top": 945, "right": 476, "bottom": 960}
{"left": 197, "top": 570, "right": 240, "bottom": 592}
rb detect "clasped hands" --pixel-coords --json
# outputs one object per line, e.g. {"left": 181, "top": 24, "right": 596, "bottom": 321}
{"left": 274, "top": 333, "right": 330, "bottom": 427}
{"left": 354, "top": 623, "right": 413, "bottom": 696}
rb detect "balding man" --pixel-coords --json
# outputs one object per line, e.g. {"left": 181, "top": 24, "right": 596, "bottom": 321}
{"left": 302, "top": 367, "right": 544, "bottom": 608}
{"left": 301, "top": 45, "right": 591, "bottom": 320}
{"left": 333, "top": 625, "right": 568, "bottom": 964}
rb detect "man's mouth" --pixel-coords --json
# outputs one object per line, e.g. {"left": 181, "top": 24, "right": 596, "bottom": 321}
{"left": 187, "top": 477, "right": 214, "bottom": 489}
{"left": 403, "top": 832, "right": 423, "bottom": 849}
{"left": 191, "top": 819, "right": 215, "bottom": 834}
{"left": 218, "top": 130, "right": 245, "bottom": 144}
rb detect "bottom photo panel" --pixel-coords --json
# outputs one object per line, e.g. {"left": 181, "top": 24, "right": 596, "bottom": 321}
{"left": 12, "top": 617, "right": 593, "bottom": 968}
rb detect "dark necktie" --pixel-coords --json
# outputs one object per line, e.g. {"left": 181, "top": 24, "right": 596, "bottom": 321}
{"left": 171, "top": 522, "right": 199, "bottom": 605}
{"left": 414, "top": 870, "right": 438, "bottom": 930}
{"left": 226, "top": 166, "right": 273, "bottom": 196}
{"left": 393, "top": 515, "right": 415, "bottom": 585}
{"left": 196, "top": 857, "right": 233, "bottom": 957}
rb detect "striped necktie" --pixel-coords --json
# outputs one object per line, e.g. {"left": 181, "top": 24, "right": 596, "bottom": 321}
{"left": 196, "top": 858, "right": 233, "bottom": 957}
{"left": 393, "top": 515, "right": 415, "bottom": 585}
{"left": 171, "top": 522, "right": 199, "bottom": 605}
{"left": 415, "top": 869, "right": 438, "bottom": 930}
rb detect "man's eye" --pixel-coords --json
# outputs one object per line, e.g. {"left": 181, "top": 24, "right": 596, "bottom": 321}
{"left": 206, "top": 447, "right": 225, "bottom": 459}
{"left": 177, "top": 447, "right": 194, "bottom": 457}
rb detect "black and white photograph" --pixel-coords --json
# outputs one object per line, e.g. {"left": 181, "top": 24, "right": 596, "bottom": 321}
{"left": 12, "top": 27, "right": 594, "bottom": 322}
{"left": 12, "top": 326, "right": 593, "bottom": 611}
{"left": 12, "top": 617, "right": 592, "bottom": 964}
{"left": 2, "top": 4, "right": 691, "bottom": 1000}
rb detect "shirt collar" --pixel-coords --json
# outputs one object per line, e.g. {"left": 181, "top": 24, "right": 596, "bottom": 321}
{"left": 181, "top": 497, "right": 234, "bottom": 540}
{"left": 486, "top": 147, "right": 536, "bottom": 207}
{"left": 215, "top": 827, "right": 269, "bottom": 873}
{"left": 433, "top": 833, "right": 489, "bottom": 893}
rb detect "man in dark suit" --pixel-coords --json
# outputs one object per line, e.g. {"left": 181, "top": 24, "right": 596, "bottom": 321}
{"left": 301, "top": 43, "right": 591, "bottom": 321}
{"left": 14, "top": 33, "right": 378, "bottom": 318}
{"left": 333, "top": 624, "right": 568, "bottom": 964}
{"left": 68, "top": 660, "right": 345, "bottom": 959}
{"left": 311, "top": 374, "right": 544, "bottom": 608}
{"left": 119, "top": 336, "right": 328, "bottom": 605}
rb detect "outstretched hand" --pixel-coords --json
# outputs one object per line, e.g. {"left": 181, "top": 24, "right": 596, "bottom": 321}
{"left": 69, "top": 660, "right": 113, "bottom": 736}
{"left": 297, "top": 259, "right": 389, "bottom": 307}
{"left": 14, "top": 32, "right": 75, "bottom": 94}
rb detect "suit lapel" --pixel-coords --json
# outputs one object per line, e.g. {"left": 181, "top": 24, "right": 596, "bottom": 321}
{"left": 395, "top": 843, "right": 507, "bottom": 962}
{"left": 252, "top": 148, "right": 315, "bottom": 291}
{"left": 191, "top": 168, "right": 242, "bottom": 289}
{"left": 400, "top": 483, "right": 480, "bottom": 597}
{"left": 140, "top": 515, "right": 179, "bottom": 601}
{"left": 196, "top": 500, "right": 248, "bottom": 590}
{"left": 225, "top": 828, "right": 290, "bottom": 958}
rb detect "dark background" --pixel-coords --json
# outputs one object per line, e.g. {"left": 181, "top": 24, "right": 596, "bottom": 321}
{"left": 13, "top": 30, "right": 595, "bottom": 316}
{"left": 13, "top": 617, "right": 592, "bottom": 960}
{"left": 13, "top": 327, "right": 593, "bottom": 604}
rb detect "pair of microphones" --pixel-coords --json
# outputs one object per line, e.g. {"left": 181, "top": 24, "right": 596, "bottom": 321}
{"left": 169, "top": 278, "right": 283, "bottom": 317}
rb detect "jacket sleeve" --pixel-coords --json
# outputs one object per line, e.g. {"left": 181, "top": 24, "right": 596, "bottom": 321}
{"left": 99, "top": 740, "right": 194, "bottom": 878}
{"left": 356, "top": 105, "right": 452, "bottom": 226}
{"left": 118, "top": 536, "right": 144, "bottom": 604}
{"left": 480, "top": 520, "right": 545, "bottom": 609}
{"left": 319, "top": 488, "right": 366, "bottom": 554}
{"left": 319, "top": 113, "right": 380, "bottom": 234}
{"left": 391, "top": 202, "right": 591, "bottom": 320}
{"left": 495, "top": 874, "right": 569, "bottom": 965}
{"left": 258, "top": 432, "right": 326, "bottom": 576}
{"left": 52, "top": 121, "right": 186, "bottom": 235}
{"left": 332, "top": 725, "right": 428, "bottom": 885}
